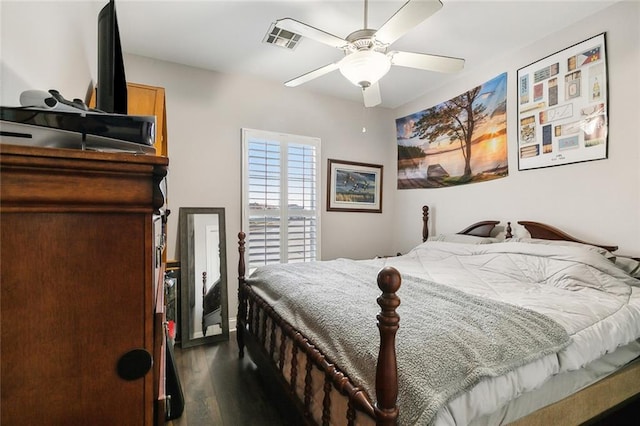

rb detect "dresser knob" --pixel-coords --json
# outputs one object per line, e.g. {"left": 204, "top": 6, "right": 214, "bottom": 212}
{"left": 117, "top": 349, "right": 153, "bottom": 380}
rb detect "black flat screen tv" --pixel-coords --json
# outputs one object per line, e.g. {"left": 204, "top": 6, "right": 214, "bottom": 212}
{"left": 97, "top": 0, "right": 127, "bottom": 114}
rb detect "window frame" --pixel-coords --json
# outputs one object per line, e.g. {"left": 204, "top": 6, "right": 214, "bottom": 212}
{"left": 241, "top": 128, "right": 321, "bottom": 268}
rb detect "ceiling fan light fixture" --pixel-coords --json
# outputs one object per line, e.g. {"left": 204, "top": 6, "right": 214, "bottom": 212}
{"left": 339, "top": 50, "right": 391, "bottom": 88}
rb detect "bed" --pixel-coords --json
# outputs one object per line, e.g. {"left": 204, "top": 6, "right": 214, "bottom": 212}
{"left": 236, "top": 206, "right": 640, "bottom": 425}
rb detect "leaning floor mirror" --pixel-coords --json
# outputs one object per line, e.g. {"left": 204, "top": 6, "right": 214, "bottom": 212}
{"left": 179, "top": 207, "right": 229, "bottom": 348}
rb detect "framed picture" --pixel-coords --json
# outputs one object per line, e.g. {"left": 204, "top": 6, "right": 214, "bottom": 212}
{"left": 517, "top": 33, "right": 608, "bottom": 170}
{"left": 327, "top": 159, "right": 383, "bottom": 213}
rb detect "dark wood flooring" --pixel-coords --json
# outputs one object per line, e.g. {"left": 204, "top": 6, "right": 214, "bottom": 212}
{"left": 167, "top": 332, "right": 639, "bottom": 425}
{"left": 166, "top": 332, "right": 297, "bottom": 426}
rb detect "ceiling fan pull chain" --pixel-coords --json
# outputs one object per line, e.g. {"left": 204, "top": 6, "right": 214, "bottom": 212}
{"left": 361, "top": 103, "right": 368, "bottom": 133}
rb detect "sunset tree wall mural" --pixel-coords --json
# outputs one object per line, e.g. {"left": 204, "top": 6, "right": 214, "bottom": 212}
{"left": 396, "top": 72, "right": 508, "bottom": 189}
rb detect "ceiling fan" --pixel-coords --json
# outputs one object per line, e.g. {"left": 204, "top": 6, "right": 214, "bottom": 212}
{"left": 275, "top": 0, "right": 465, "bottom": 107}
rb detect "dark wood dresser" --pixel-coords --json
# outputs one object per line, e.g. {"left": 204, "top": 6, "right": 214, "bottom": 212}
{"left": 0, "top": 144, "right": 169, "bottom": 425}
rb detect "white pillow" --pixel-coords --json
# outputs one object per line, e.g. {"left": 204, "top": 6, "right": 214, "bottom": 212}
{"left": 507, "top": 237, "right": 615, "bottom": 260}
{"left": 614, "top": 256, "right": 640, "bottom": 278}
{"left": 428, "top": 234, "right": 499, "bottom": 244}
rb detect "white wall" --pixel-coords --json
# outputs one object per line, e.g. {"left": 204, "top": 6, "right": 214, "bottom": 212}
{"left": 392, "top": 1, "right": 640, "bottom": 256}
{"left": 0, "top": 1, "right": 100, "bottom": 106}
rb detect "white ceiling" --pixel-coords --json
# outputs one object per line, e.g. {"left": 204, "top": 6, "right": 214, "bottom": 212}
{"left": 115, "top": 0, "right": 617, "bottom": 108}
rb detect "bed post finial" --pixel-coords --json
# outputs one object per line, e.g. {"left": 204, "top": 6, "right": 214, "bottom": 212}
{"left": 375, "top": 267, "right": 401, "bottom": 425}
{"left": 506, "top": 222, "right": 513, "bottom": 239}
{"left": 238, "top": 231, "right": 246, "bottom": 279}
{"left": 237, "top": 231, "right": 247, "bottom": 357}
{"left": 422, "top": 205, "right": 430, "bottom": 242}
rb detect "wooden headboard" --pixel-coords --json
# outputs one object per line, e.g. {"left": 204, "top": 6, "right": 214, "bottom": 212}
{"left": 458, "top": 221, "right": 501, "bottom": 237}
{"left": 513, "top": 220, "right": 619, "bottom": 252}
{"left": 421, "top": 205, "right": 499, "bottom": 242}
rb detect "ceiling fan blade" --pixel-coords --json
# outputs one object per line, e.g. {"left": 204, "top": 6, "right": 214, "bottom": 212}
{"left": 285, "top": 63, "right": 340, "bottom": 87}
{"left": 363, "top": 82, "right": 382, "bottom": 107}
{"left": 374, "top": 0, "right": 443, "bottom": 45}
{"left": 275, "top": 18, "right": 348, "bottom": 49}
{"left": 390, "top": 51, "right": 464, "bottom": 73}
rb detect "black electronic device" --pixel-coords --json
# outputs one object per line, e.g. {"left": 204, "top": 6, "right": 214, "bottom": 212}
{"left": 97, "top": 0, "right": 127, "bottom": 114}
{"left": 0, "top": 106, "right": 155, "bottom": 154}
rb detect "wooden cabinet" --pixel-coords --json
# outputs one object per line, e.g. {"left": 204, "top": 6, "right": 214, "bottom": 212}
{"left": 89, "top": 82, "right": 168, "bottom": 157}
{"left": 127, "top": 83, "right": 168, "bottom": 157}
{"left": 0, "top": 144, "right": 169, "bottom": 425}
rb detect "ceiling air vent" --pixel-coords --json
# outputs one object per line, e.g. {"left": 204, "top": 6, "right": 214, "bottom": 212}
{"left": 263, "top": 23, "right": 301, "bottom": 50}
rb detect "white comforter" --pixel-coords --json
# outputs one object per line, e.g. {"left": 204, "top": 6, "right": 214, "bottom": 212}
{"left": 371, "top": 241, "right": 640, "bottom": 425}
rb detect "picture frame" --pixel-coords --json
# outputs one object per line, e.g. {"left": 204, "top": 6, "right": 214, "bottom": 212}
{"left": 517, "top": 33, "right": 608, "bottom": 171}
{"left": 327, "top": 159, "right": 383, "bottom": 213}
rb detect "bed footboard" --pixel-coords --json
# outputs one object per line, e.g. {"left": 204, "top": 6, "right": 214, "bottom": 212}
{"left": 236, "top": 231, "right": 401, "bottom": 425}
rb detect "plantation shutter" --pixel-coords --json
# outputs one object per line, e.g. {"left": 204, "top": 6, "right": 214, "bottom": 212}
{"left": 242, "top": 129, "right": 321, "bottom": 270}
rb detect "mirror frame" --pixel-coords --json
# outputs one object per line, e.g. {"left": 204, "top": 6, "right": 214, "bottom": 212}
{"left": 179, "top": 207, "right": 229, "bottom": 348}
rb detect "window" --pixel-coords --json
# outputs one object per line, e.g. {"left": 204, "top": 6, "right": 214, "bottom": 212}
{"left": 241, "top": 128, "right": 321, "bottom": 270}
